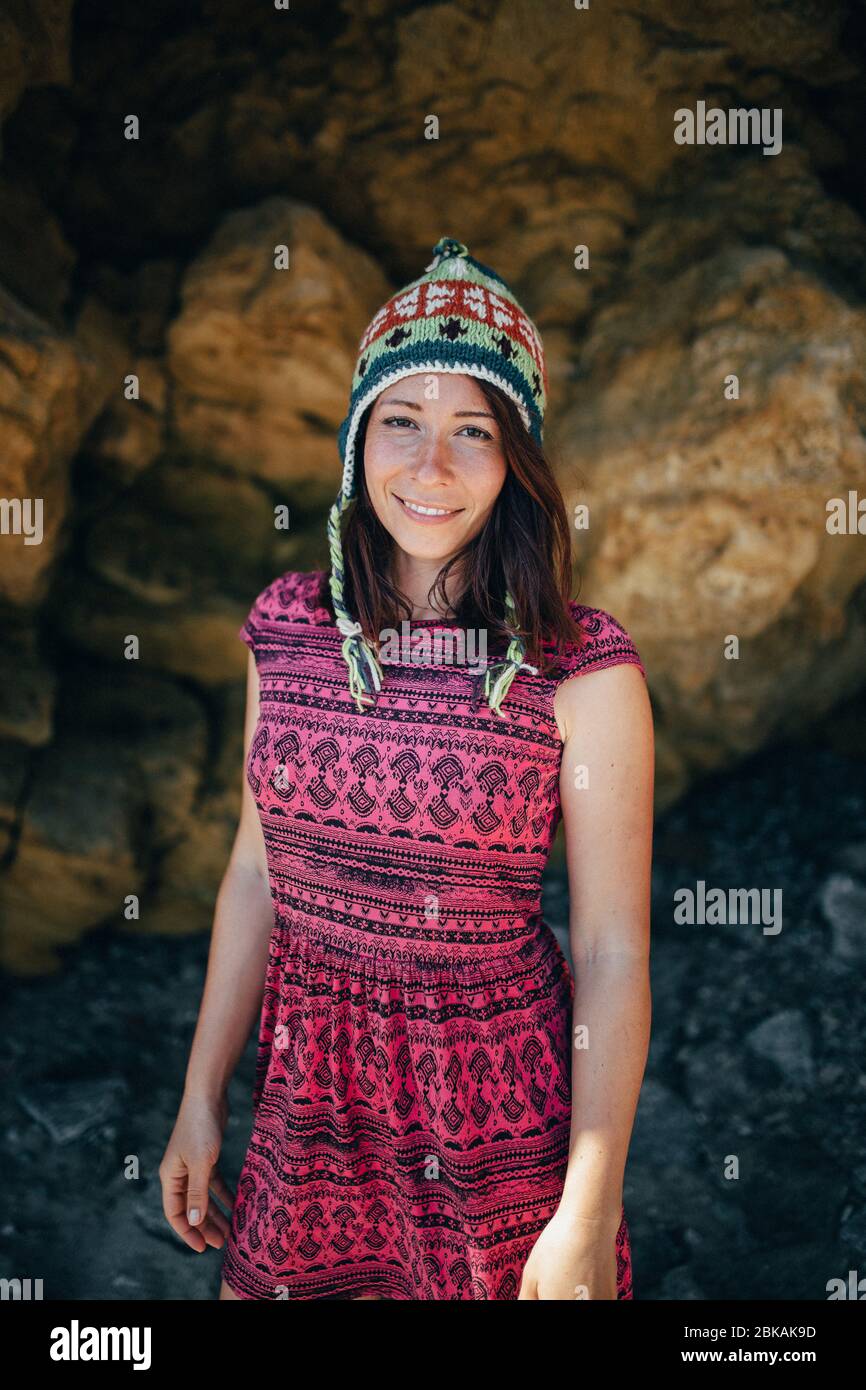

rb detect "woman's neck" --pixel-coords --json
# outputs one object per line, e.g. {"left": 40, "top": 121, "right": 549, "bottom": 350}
{"left": 392, "top": 555, "right": 462, "bottom": 621}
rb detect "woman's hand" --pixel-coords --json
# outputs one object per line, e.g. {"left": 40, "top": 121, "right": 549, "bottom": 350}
{"left": 159, "top": 1092, "right": 235, "bottom": 1253}
{"left": 518, "top": 1208, "right": 621, "bottom": 1300}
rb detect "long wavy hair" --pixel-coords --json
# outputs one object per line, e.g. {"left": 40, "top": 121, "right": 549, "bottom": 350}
{"left": 317, "top": 378, "right": 587, "bottom": 676}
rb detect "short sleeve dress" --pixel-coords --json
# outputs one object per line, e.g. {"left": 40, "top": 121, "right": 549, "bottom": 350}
{"left": 221, "top": 568, "right": 647, "bottom": 1301}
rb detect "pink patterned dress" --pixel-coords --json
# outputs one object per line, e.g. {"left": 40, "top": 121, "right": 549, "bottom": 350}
{"left": 221, "top": 569, "right": 646, "bottom": 1300}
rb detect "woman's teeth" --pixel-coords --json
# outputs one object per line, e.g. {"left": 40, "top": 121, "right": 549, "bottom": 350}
{"left": 397, "top": 496, "right": 460, "bottom": 518}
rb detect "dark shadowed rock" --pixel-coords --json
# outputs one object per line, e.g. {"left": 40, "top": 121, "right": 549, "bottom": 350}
{"left": 17, "top": 1077, "right": 129, "bottom": 1145}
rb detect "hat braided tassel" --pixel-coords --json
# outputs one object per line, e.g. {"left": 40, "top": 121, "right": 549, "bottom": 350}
{"left": 327, "top": 493, "right": 384, "bottom": 713}
{"left": 482, "top": 590, "right": 538, "bottom": 718}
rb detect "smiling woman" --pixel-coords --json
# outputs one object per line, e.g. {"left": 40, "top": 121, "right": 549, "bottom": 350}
{"left": 160, "top": 237, "right": 653, "bottom": 1302}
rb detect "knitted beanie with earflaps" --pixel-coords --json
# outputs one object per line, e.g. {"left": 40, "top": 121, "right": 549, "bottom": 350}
{"left": 328, "top": 235, "right": 549, "bottom": 716}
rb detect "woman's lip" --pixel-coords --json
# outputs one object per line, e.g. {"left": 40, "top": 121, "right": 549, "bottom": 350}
{"left": 393, "top": 494, "right": 464, "bottom": 523}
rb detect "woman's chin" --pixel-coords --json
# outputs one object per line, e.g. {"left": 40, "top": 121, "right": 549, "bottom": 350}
{"left": 387, "top": 511, "right": 466, "bottom": 549}
{"left": 392, "top": 529, "right": 464, "bottom": 560}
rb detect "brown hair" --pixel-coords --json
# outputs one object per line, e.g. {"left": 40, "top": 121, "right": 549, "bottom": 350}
{"left": 318, "top": 378, "right": 586, "bottom": 675}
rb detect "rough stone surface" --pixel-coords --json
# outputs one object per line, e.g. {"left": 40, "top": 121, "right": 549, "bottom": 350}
{"left": 818, "top": 872, "right": 866, "bottom": 961}
{"left": 168, "top": 200, "right": 392, "bottom": 491}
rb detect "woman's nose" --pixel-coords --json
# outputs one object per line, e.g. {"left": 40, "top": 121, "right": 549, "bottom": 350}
{"left": 410, "top": 437, "right": 450, "bottom": 478}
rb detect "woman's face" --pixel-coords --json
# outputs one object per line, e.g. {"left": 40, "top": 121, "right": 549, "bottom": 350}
{"left": 362, "top": 372, "right": 507, "bottom": 563}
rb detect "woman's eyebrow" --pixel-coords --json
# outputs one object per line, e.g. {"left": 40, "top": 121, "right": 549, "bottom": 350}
{"left": 379, "top": 397, "right": 495, "bottom": 419}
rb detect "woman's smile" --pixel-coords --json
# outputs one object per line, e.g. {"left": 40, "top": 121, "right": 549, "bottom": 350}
{"left": 392, "top": 492, "right": 466, "bottom": 524}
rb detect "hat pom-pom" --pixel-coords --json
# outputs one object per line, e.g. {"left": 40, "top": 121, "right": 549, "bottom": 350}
{"left": 425, "top": 236, "right": 470, "bottom": 271}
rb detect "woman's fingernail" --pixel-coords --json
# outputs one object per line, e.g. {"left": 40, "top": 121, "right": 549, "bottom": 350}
{"left": 189, "top": 1208, "right": 200, "bottom": 1223}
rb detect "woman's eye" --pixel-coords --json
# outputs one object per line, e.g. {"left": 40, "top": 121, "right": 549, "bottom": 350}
{"left": 381, "top": 416, "right": 493, "bottom": 441}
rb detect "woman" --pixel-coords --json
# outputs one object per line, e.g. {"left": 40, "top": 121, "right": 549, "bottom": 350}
{"left": 160, "top": 237, "right": 654, "bottom": 1300}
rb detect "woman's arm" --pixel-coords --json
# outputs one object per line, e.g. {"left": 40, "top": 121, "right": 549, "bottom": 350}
{"left": 182, "top": 649, "right": 275, "bottom": 1106}
{"left": 555, "top": 661, "right": 654, "bottom": 1221}
{"left": 160, "top": 650, "right": 275, "bottom": 1253}
{"left": 519, "top": 661, "right": 653, "bottom": 1298}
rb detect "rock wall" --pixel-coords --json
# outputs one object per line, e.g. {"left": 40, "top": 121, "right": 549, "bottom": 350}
{"left": 1, "top": 0, "right": 865, "bottom": 971}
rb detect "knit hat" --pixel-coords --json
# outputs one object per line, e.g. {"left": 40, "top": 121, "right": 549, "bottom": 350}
{"left": 328, "top": 236, "right": 549, "bottom": 717}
